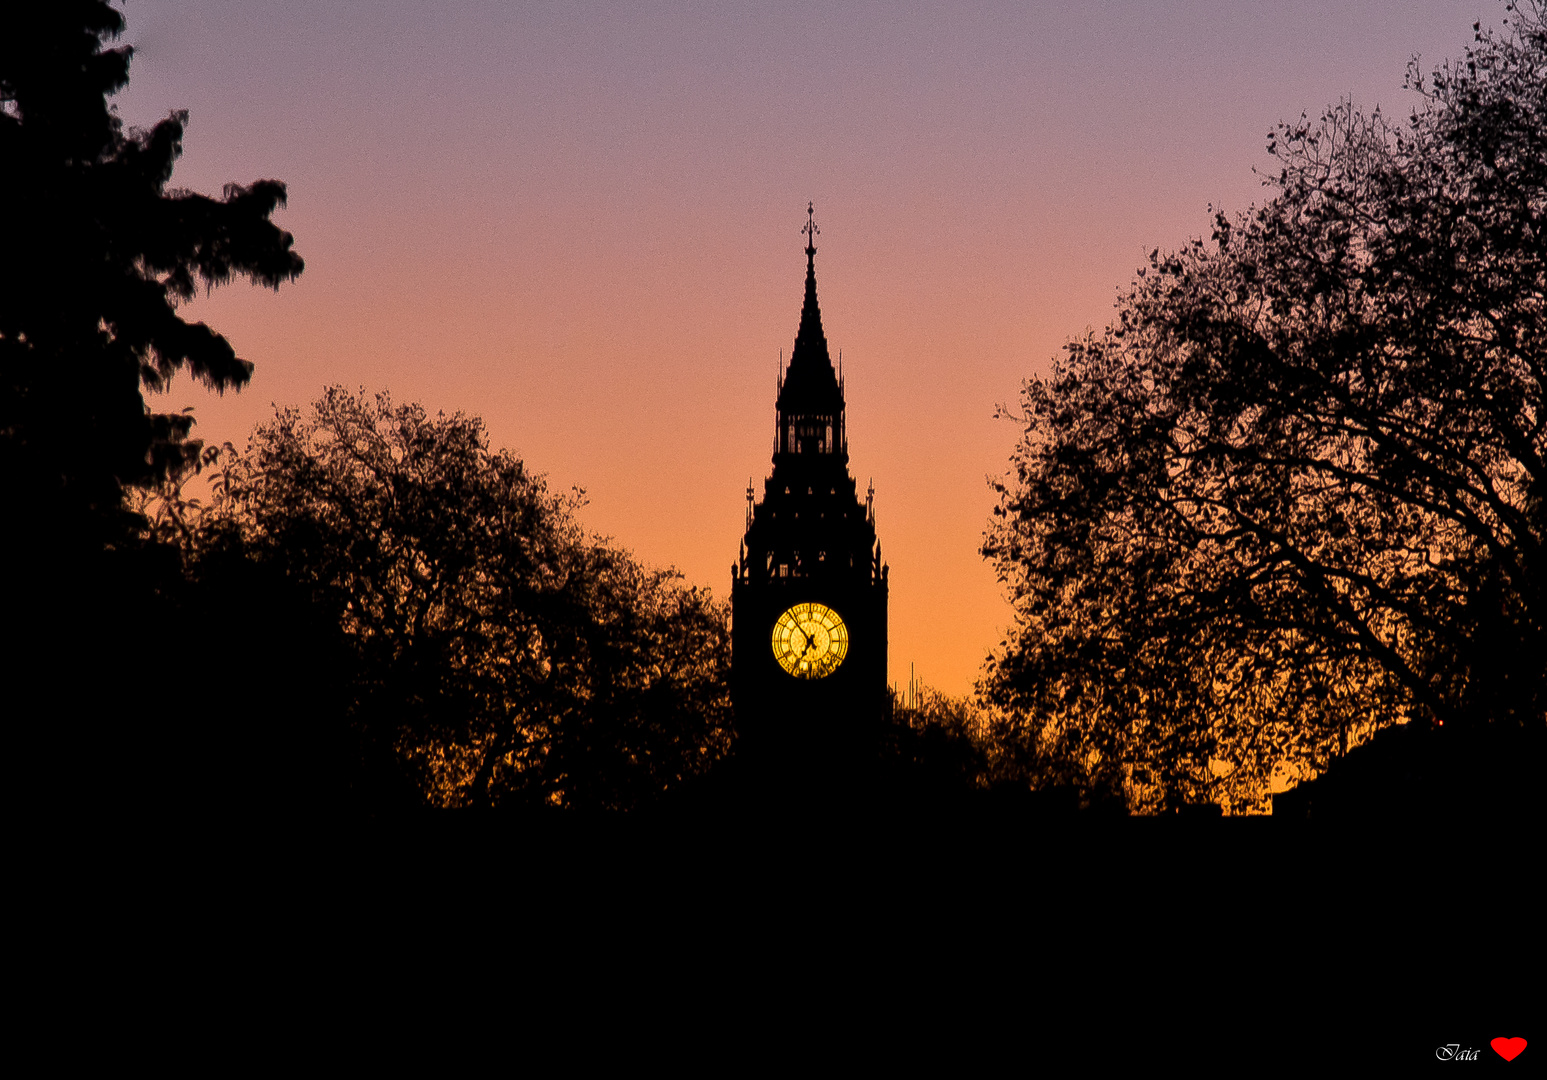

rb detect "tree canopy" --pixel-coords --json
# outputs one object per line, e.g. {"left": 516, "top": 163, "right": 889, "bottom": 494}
{"left": 983, "top": 4, "right": 1546, "bottom": 811}
{"left": 0, "top": 1, "right": 302, "bottom": 555}
{"left": 164, "top": 389, "right": 732, "bottom": 811}
{"left": 2, "top": 3, "right": 303, "bottom": 807}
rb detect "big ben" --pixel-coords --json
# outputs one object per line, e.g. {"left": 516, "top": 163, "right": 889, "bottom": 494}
{"left": 732, "top": 206, "right": 889, "bottom": 778}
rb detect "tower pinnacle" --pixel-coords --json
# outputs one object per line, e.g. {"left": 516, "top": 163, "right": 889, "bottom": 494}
{"left": 785, "top": 203, "right": 832, "bottom": 388}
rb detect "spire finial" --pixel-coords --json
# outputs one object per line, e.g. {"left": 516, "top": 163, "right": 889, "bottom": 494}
{"left": 802, "top": 202, "right": 819, "bottom": 263}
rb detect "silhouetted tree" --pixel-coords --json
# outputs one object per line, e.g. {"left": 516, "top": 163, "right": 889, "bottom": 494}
{"left": 1, "top": 1, "right": 301, "bottom": 559}
{"left": 984, "top": 4, "right": 1546, "bottom": 812}
{"left": 2, "top": 3, "right": 300, "bottom": 809}
{"left": 885, "top": 685, "right": 992, "bottom": 793}
{"left": 173, "top": 388, "right": 731, "bottom": 811}
{"left": 883, "top": 684, "right": 1129, "bottom": 813}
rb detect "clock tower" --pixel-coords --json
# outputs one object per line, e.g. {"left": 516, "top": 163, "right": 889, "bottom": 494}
{"left": 731, "top": 206, "right": 889, "bottom": 779}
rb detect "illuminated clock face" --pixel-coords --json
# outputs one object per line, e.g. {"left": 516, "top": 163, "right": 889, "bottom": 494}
{"left": 771, "top": 602, "right": 849, "bottom": 679}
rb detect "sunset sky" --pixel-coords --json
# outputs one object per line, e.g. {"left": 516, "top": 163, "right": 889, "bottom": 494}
{"left": 111, "top": 0, "right": 1489, "bottom": 695}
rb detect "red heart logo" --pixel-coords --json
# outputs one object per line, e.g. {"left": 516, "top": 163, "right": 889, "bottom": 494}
{"left": 1491, "top": 1037, "right": 1527, "bottom": 1063}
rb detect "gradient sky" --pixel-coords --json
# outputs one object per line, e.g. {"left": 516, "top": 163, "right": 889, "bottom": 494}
{"left": 111, "top": 0, "right": 1491, "bottom": 695}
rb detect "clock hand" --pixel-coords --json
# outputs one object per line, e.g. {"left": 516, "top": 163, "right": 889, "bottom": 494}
{"left": 804, "top": 629, "right": 820, "bottom": 658}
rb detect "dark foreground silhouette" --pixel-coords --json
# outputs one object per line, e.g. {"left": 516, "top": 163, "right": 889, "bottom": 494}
{"left": 10, "top": 521, "right": 1542, "bottom": 833}
{"left": 6, "top": 4, "right": 1541, "bottom": 840}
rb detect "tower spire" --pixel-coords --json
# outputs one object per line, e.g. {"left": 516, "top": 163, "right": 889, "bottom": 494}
{"left": 787, "top": 202, "right": 831, "bottom": 377}
{"left": 799, "top": 203, "right": 820, "bottom": 337}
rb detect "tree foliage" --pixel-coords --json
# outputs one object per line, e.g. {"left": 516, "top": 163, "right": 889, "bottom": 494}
{"left": 0, "top": 1, "right": 302, "bottom": 553}
{"left": 2, "top": 3, "right": 301, "bottom": 806}
{"left": 983, "top": 4, "right": 1546, "bottom": 811}
{"left": 172, "top": 388, "right": 732, "bottom": 811}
